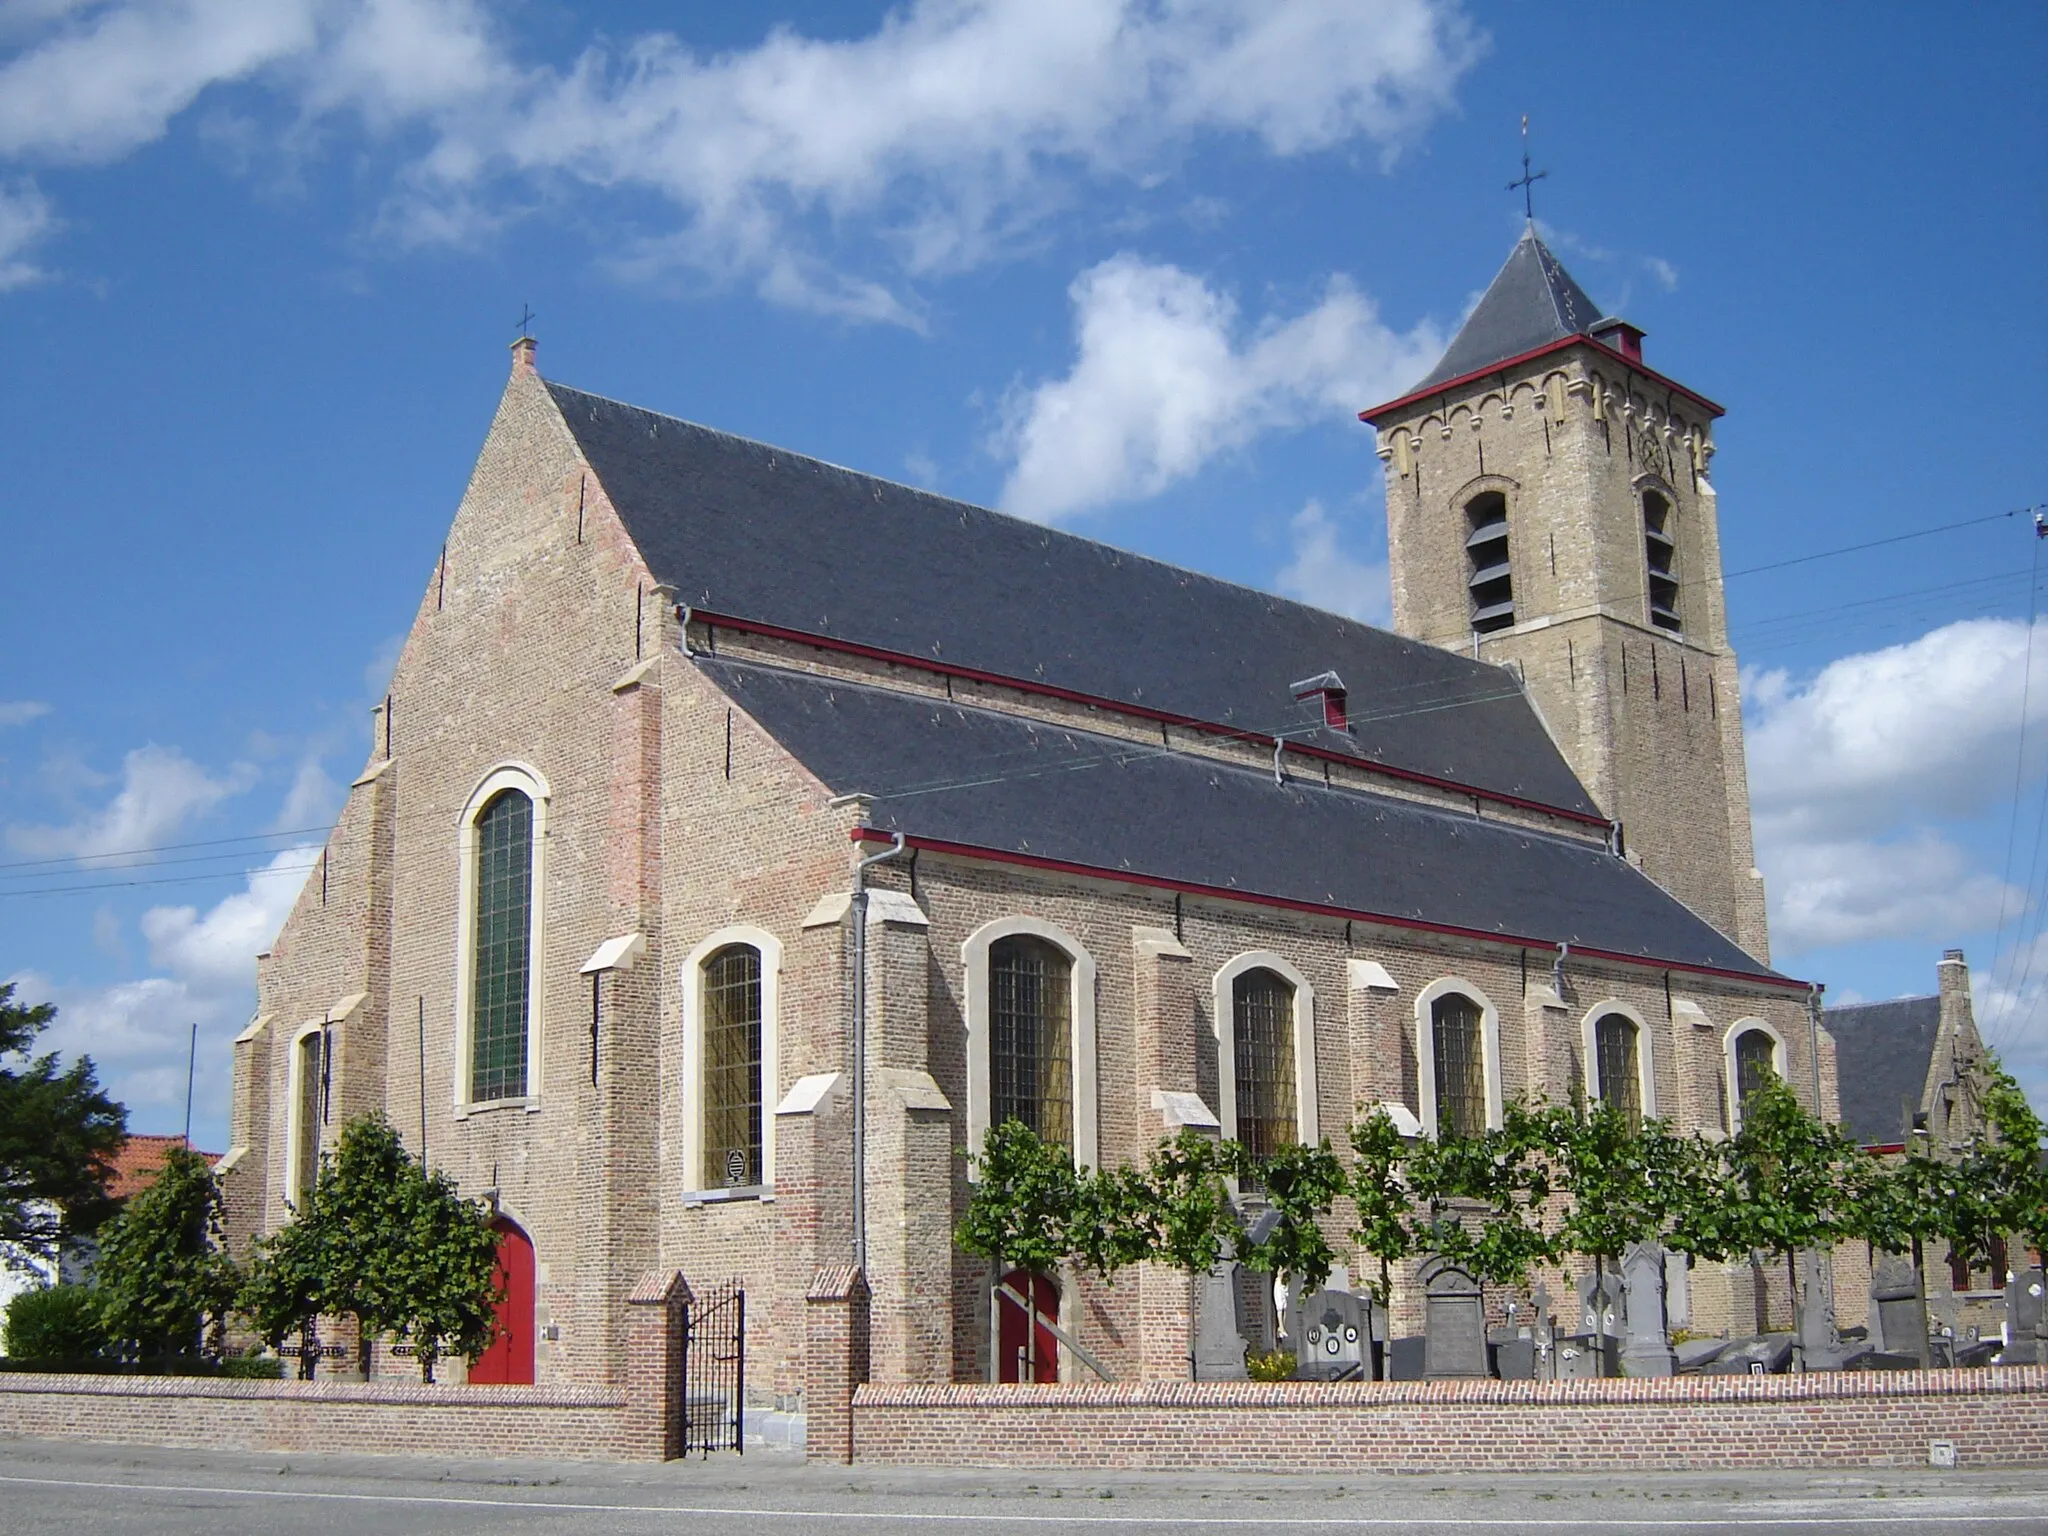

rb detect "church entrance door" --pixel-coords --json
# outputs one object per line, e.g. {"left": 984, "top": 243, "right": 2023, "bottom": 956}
{"left": 996, "top": 1268, "right": 1060, "bottom": 1383}
{"left": 469, "top": 1217, "right": 535, "bottom": 1385}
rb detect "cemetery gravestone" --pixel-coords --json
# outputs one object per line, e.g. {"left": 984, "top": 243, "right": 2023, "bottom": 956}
{"left": 1420, "top": 1255, "right": 1488, "bottom": 1379}
{"left": 1869, "top": 1253, "right": 1929, "bottom": 1368}
{"left": 1796, "top": 1250, "right": 1849, "bottom": 1371}
{"left": 2003, "top": 1266, "right": 2045, "bottom": 1365}
{"left": 1193, "top": 1260, "right": 1249, "bottom": 1381}
{"left": 1578, "top": 1267, "right": 1625, "bottom": 1341}
{"left": 1620, "top": 1241, "right": 1677, "bottom": 1377}
{"left": 1294, "top": 1288, "right": 1373, "bottom": 1381}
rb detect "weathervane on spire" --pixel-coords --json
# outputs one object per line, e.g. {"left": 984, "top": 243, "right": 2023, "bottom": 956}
{"left": 1507, "top": 114, "right": 1547, "bottom": 223}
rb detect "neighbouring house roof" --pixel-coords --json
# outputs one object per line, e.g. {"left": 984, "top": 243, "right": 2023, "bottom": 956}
{"left": 104, "top": 1134, "right": 215, "bottom": 1201}
{"left": 1405, "top": 227, "right": 1606, "bottom": 395}
{"left": 546, "top": 381, "right": 1601, "bottom": 819}
{"left": 1825, "top": 996, "right": 1941, "bottom": 1145}
{"left": 697, "top": 656, "right": 1782, "bottom": 981}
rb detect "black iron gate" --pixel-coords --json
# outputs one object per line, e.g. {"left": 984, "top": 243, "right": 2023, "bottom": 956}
{"left": 681, "top": 1279, "right": 745, "bottom": 1456}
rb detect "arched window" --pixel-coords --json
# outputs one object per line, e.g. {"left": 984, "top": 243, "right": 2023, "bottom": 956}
{"left": 1430, "top": 992, "right": 1487, "bottom": 1138}
{"left": 1643, "top": 490, "right": 1680, "bottom": 632}
{"left": 1593, "top": 1012, "right": 1644, "bottom": 1123}
{"left": 989, "top": 936, "right": 1073, "bottom": 1148}
{"left": 288, "top": 1026, "right": 323, "bottom": 1206}
{"left": 1733, "top": 1027, "right": 1777, "bottom": 1108}
{"left": 469, "top": 788, "right": 534, "bottom": 1103}
{"left": 701, "top": 944, "right": 764, "bottom": 1188}
{"left": 1232, "top": 969, "right": 1299, "bottom": 1162}
{"left": 1465, "top": 490, "right": 1514, "bottom": 634}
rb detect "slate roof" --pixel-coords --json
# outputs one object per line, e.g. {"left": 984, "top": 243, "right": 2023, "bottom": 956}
{"left": 699, "top": 656, "right": 1779, "bottom": 979}
{"left": 1825, "top": 996, "right": 1940, "bottom": 1145}
{"left": 1407, "top": 228, "right": 1606, "bottom": 394}
{"left": 547, "top": 382, "right": 1598, "bottom": 817}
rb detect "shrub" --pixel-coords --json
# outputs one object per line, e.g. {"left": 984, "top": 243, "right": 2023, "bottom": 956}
{"left": 219, "top": 1352, "right": 285, "bottom": 1380}
{"left": 1246, "top": 1348, "right": 1297, "bottom": 1382}
{"left": 3, "top": 1283, "right": 109, "bottom": 1364}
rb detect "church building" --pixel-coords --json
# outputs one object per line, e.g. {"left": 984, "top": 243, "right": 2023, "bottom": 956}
{"left": 222, "top": 228, "right": 1831, "bottom": 1406}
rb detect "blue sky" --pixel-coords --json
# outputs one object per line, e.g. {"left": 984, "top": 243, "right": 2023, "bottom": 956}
{"left": 1, "top": 1, "right": 2043, "bottom": 1153}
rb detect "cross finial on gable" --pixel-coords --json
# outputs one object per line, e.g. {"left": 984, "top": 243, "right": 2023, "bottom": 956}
{"left": 1507, "top": 114, "right": 1548, "bottom": 223}
{"left": 509, "top": 304, "right": 539, "bottom": 377}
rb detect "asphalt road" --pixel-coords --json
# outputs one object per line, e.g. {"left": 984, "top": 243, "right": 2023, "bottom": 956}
{"left": 3, "top": 1437, "right": 2046, "bottom": 1534}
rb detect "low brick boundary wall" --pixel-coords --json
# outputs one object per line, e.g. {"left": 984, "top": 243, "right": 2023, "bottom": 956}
{"left": 852, "top": 1368, "right": 2048, "bottom": 1472}
{"left": 0, "top": 1374, "right": 630, "bottom": 1462}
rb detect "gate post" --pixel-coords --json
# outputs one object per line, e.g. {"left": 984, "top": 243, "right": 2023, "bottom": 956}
{"left": 805, "top": 1265, "right": 870, "bottom": 1465}
{"left": 624, "top": 1268, "right": 693, "bottom": 1461}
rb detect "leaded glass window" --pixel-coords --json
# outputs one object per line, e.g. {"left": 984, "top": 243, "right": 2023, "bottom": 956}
{"left": 1734, "top": 1029, "right": 1776, "bottom": 1111}
{"left": 1431, "top": 993, "right": 1486, "bottom": 1139}
{"left": 1594, "top": 1013, "right": 1643, "bottom": 1123}
{"left": 470, "top": 789, "right": 533, "bottom": 1103}
{"left": 1233, "top": 969, "right": 1297, "bottom": 1162}
{"left": 989, "top": 936, "right": 1072, "bottom": 1149}
{"left": 702, "top": 944, "right": 764, "bottom": 1187}
{"left": 293, "top": 1030, "right": 322, "bottom": 1204}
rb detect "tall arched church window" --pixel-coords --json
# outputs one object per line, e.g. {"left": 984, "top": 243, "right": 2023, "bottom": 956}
{"left": 1643, "top": 490, "right": 1680, "bottom": 632}
{"left": 1733, "top": 1027, "right": 1777, "bottom": 1109}
{"left": 701, "top": 944, "right": 764, "bottom": 1188}
{"left": 989, "top": 936, "right": 1073, "bottom": 1148}
{"left": 1593, "top": 1012, "right": 1644, "bottom": 1124}
{"left": 1431, "top": 993, "right": 1487, "bottom": 1138}
{"left": 1465, "top": 490, "right": 1514, "bottom": 634}
{"left": 470, "top": 788, "right": 534, "bottom": 1103}
{"left": 290, "top": 1028, "right": 323, "bottom": 1205}
{"left": 1232, "top": 969, "right": 1298, "bottom": 1162}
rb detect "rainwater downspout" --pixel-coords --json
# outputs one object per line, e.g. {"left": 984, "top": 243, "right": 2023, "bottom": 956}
{"left": 851, "top": 829, "right": 908, "bottom": 1278}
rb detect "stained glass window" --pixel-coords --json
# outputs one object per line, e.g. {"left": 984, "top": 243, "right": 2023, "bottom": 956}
{"left": 1594, "top": 1013, "right": 1643, "bottom": 1123}
{"left": 990, "top": 937, "right": 1072, "bottom": 1149}
{"left": 1431, "top": 993, "right": 1486, "bottom": 1139}
{"left": 702, "top": 944, "right": 764, "bottom": 1187}
{"left": 470, "top": 789, "right": 533, "bottom": 1103}
{"left": 1233, "top": 969, "right": 1297, "bottom": 1163}
{"left": 1734, "top": 1028, "right": 1776, "bottom": 1111}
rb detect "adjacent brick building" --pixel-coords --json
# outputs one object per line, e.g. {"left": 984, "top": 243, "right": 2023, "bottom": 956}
{"left": 222, "top": 230, "right": 1831, "bottom": 1414}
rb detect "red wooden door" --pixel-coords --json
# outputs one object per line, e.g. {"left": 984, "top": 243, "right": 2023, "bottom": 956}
{"left": 996, "top": 1268, "right": 1060, "bottom": 1383}
{"left": 469, "top": 1218, "right": 535, "bottom": 1385}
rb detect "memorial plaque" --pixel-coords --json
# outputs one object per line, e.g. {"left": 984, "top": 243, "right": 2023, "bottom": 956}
{"left": 1420, "top": 1255, "right": 1488, "bottom": 1379}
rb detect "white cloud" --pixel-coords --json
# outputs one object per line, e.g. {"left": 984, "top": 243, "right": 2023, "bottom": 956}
{"left": 274, "top": 759, "right": 342, "bottom": 832}
{"left": 996, "top": 255, "right": 1439, "bottom": 520}
{"left": 1766, "top": 830, "right": 2019, "bottom": 953}
{"left": 6, "top": 744, "right": 256, "bottom": 862}
{"left": 0, "top": 178, "right": 55, "bottom": 290}
{"left": 140, "top": 844, "right": 317, "bottom": 989}
{"left": 1274, "top": 499, "right": 1389, "bottom": 624}
{"left": 0, "top": 699, "right": 51, "bottom": 727}
{"left": 0, "top": 0, "right": 1480, "bottom": 314}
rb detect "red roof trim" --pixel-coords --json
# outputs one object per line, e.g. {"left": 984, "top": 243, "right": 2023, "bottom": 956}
{"left": 1359, "top": 334, "right": 1726, "bottom": 424}
{"left": 851, "top": 827, "right": 1809, "bottom": 994}
{"left": 689, "top": 607, "right": 1609, "bottom": 829}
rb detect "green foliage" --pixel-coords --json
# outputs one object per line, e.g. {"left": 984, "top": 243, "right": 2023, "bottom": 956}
{"left": 1130, "top": 1127, "right": 1238, "bottom": 1280}
{"left": 219, "top": 1352, "right": 285, "bottom": 1379}
{"left": 1245, "top": 1347, "right": 1297, "bottom": 1381}
{"left": 2, "top": 1282, "right": 109, "bottom": 1364}
{"left": 1347, "top": 1110, "right": 1415, "bottom": 1304}
{"left": 1547, "top": 1100, "right": 1663, "bottom": 1262}
{"left": 957, "top": 1120, "right": 1089, "bottom": 1276}
{"left": 0, "top": 984, "right": 126, "bottom": 1266}
{"left": 1235, "top": 1138, "right": 1346, "bottom": 1296}
{"left": 1400, "top": 1101, "right": 1557, "bottom": 1288}
{"left": 1970, "top": 1060, "right": 2048, "bottom": 1261}
{"left": 1720, "top": 1072, "right": 1859, "bottom": 1264}
{"left": 93, "top": 1145, "right": 240, "bottom": 1363}
{"left": 241, "top": 1115, "right": 501, "bottom": 1382}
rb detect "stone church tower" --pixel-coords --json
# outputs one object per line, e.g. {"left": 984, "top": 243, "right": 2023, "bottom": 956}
{"left": 1363, "top": 229, "right": 1770, "bottom": 961}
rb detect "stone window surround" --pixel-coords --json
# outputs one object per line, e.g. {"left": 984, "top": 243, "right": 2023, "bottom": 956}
{"left": 1579, "top": 1000, "right": 1660, "bottom": 1119}
{"left": 1413, "top": 976, "right": 1504, "bottom": 1138}
{"left": 1209, "top": 950, "right": 1321, "bottom": 1151}
{"left": 452, "top": 761, "right": 549, "bottom": 1119}
{"left": 283, "top": 1020, "right": 325, "bottom": 1211}
{"left": 680, "top": 925, "right": 783, "bottom": 1200}
{"left": 962, "top": 916, "right": 1099, "bottom": 1172}
{"left": 1722, "top": 1017, "right": 1786, "bottom": 1131}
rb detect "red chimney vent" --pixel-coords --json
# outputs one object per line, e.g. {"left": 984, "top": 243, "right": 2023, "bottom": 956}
{"left": 1591, "top": 317, "right": 1644, "bottom": 364}
{"left": 1291, "top": 671, "right": 1349, "bottom": 732}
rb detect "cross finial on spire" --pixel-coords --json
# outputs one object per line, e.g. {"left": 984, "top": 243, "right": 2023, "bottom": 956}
{"left": 517, "top": 302, "right": 537, "bottom": 341}
{"left": 1507, "top": 114, "right": 1547, "bottom": 224}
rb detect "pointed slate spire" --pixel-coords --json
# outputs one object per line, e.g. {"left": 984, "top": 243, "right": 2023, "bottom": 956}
{"left": 1408, "top": 228, "right": 1605, "bottom": 393}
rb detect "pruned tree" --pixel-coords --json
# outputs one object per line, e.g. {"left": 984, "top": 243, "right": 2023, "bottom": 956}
{"left": 1347, "top": 1108, "right": 1415, "bottom": 1306}
{"left": 1402, "top": 1101, "right": 1558, "bottom": 1289}
{"left": 92, "top": 1145, "right": 240, "bottom": 1364}
{"left": 0, "top": 984, "right": 125, "bottom": 1269}
{"left": 1720, "top": 1072, "right": 1859, "bottom": 1318}
{"left": 1235, "top": 1137, "right": 1346, "bottom": 1298}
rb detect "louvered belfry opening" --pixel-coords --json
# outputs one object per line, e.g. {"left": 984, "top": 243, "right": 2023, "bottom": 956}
{"left": 1643, "top": 490, "right": 1681, "bottom": 632}
{"left": 1431, "top": 993, "right": 1487, "bottom": 1138}
{"left": 1594, "top": 1012, "right": 1644, "bottom": 1124}
{"left": 1232, "top": 969, "right": 1298, "bottom": 1172}
{"left": 1464, "top": 491, "right": 1514, "bottom": 634}
{"left": 702, "top": 944, "right": 764, "bottom": 1187}
{"left": 471, "top": 788, "right": 533, "bottom": 1103}
{"left": 990, "top": 936, "right": 1073, "bottom": 1149}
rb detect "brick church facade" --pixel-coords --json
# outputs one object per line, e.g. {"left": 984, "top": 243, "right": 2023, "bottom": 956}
{"left": 222, "top": 229, "right": 1832, "bottom": 1405}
